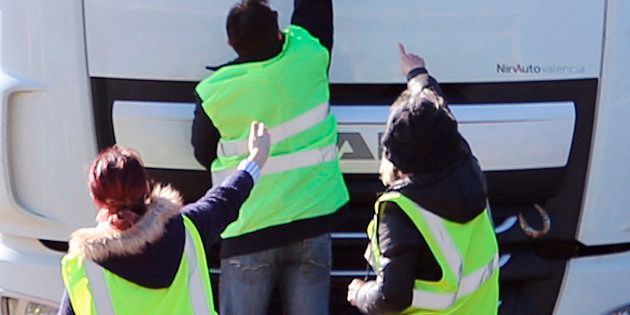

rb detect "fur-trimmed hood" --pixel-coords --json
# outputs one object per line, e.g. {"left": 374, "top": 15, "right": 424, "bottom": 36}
{"left": 68, "top": 184, "right": 184, "bottom": 261}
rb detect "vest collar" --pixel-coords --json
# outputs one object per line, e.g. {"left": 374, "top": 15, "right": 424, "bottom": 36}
{"left": 206, "top": 35, "right": 285, "bottom": 71}
{"left": 68, "top": 184, "right": 184, "bottom": 261}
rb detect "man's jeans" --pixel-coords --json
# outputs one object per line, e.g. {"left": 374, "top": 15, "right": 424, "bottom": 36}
{"left": 219, "top": 233, "right": 332, "bottom": 315}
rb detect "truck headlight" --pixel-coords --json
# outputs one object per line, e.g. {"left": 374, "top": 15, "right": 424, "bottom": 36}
{"left": 1, "top": 297, "right": 57, "bottom": 315}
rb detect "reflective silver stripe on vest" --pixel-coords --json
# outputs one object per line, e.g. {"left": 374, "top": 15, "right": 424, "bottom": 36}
{"left": 184, "top": 225, "right": 211, "bottom": 314}
{"left": 83, "top": 228, "right": 210, "bottom": 314}
{"left": 456, "top": 254, "right": 499, "bottom": 298}
{"left": 212, "top": 144, "right": 338, "bottom": 185}
{"left": 411, "top": 254, "right": 499, "bottom": 310}
{"left": 406, "top": 198, "right": 498, "bottom": 310}
{"left": 84, "top": 260, "right": 115, "bottom": 315}
{"left": 411, "top": 288, "right": 457, "bottom": 311}
{"left": 217, "top": 102, "right": 329, "bottom": 157}
{"left": 416, "top": 205, "right": 463, "bottom": 279}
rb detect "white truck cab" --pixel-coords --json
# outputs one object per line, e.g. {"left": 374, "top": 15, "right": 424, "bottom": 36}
{"left": 1, "top": 1, "right": 629, "bottom": 314}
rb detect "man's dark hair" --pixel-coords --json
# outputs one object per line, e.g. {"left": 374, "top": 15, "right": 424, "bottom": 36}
{"left": 226, "top": 0, "right": 281, "bottom": 58}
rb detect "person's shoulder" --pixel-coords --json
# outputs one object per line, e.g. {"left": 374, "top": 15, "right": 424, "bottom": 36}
{"left": 378, "top": 200, "right": 424, "bottom": 249}
{"left": 285, "top": 25, "right": 328, "bottom": 55}
{"left": 195, "top": 75, "right": 215, "bottom": 100}
{"left": 195, "top": 66, "right": 250, "bottom": 102}
{"left": 197, "top": 65, "right": 248, "bottom": 85}
{"left": 379, "top": 199, "right": 413, "bottom": 225}
{"left": 286, "top": 24, "right": 312, "bottom": 38}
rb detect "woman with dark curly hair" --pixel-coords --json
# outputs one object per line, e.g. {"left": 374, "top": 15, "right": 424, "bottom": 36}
{"left": 347, "top": 46, "right": 499, "bottom": 315}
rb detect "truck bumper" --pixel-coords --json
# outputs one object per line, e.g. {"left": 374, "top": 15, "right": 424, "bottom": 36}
{"left": 554, "top": 250, "right": 630, "bottom": 315}
{"left": 0, "top": 234, "right": 63, "bottom": 312}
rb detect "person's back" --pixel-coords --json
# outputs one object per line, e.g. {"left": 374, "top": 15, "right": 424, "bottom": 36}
{"left": 191, "top": 1, "right": 348, "bottom": 314}
{"left": 197, "top": 24, "right": 347, "bottom": 236}
{"left": 62, "top": 203, "right": 215, "bottom": 315}
{"left": 371, "top": 160, "right": 499, "bottom": 315}
{"left": 59, "top": 123, "right": 270, "bottom": 315}
{"left": 348, "top": 46, "right": 499, "bottom": 314}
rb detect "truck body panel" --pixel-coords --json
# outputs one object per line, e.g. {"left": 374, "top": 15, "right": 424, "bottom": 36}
{"left": 0, "top": 0, "right": 97, "bottom": 240}
{"left": 0, "top": 1, "right": 628, "bottom": 314}
{"left": 554, "top": 251, "right": 630, "bottom": 315}
{"left": 578, "top": 0, "right": 630, "bottom": 246}
{"left": 83, "top": 0, "right": 604, "bottom": 83}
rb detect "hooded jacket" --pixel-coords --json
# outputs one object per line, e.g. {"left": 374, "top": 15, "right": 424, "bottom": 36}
{"left": 58, "top": 171, "right": 253, "bottom": 315}
{"left": 355, "top": 147, "right": 488, "bottom": 314}
{"left": 354, "top": 71, "right": 490, "bottom": 314}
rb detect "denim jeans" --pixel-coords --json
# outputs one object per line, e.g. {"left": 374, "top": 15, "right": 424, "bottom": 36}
{"left": 219, "top": 233, "right": 332, "bottom": 315}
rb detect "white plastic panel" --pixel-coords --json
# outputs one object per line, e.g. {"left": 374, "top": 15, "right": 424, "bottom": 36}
{"left": 554, "top": 251, "right": 630, "bottom": 315}
{"left": 578, "top": 0, "right": 630, "bottom": 246}
{"left": 0, "top": 234, "right": 63, "bottom": 306}
{"left": 0, "top": 0, "right": 98, "bottom": 240}
{"left": 112, "top": 101, "right": 575, "bottom": 174}
{"left": 113, "top": 101, "right": 197, "bottom": 170}
{"left": 85, "top": 0, "right": 604, "bottom": 83}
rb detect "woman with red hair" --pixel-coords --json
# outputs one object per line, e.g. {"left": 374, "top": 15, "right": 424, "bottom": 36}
{"left": 58, "top": 122, "right": 269, "bottom": 315}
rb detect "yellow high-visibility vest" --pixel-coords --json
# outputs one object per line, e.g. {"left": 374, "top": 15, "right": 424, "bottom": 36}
{"left": 61, "top": 216, "right": 217, "bottom": 315}
{"left": 196, "top": 25, "right": 349, "bottom": 238}
{"left": 368, "top": 192, "right": 499, "bottom": 314}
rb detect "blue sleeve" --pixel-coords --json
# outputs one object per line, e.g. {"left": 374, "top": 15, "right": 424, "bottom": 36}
{"left": 181, "top": 171, "right": 254, "bottom": 253}
{"left": 57, "top": 290, "right": 75, "bottom": 315}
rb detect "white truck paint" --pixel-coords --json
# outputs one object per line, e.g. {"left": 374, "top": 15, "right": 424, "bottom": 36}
{"left": 553, "top": 2, "right": 630, "bottom": 313}
{"left": 0, "top": 0, "right": 629, "bottom": 314}
{"left": 0, "top": 0, "right": 96, "bottom": 310}
{"left": 577, "top": 0, "right": 630, "bottom": 246}
{"left": 83, "top": 0, "right": 604, "bottom": 83}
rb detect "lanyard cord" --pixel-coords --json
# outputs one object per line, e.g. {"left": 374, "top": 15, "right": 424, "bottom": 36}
{"left": 363, "top": 262, "right": 371, "bottom": 281}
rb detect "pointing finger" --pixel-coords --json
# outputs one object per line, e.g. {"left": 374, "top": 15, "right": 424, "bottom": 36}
{"left": 257, "top": 122, "right": 266, "bottom": 137}
{"left": 250, "top": 121, "right": 258, "bottom": 137}
{"left": 398, "top": 43, "right": 407, "bottom": 57}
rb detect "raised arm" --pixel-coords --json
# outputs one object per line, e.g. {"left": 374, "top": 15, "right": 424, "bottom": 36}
{"left": 291, "top": 0, "right": 333, "bottom": 54}
{"left": 184, "top": 122, "right": 270, "bottom": 252}
{"left": 398, "top": 43, "right": 444, "bottom": 97}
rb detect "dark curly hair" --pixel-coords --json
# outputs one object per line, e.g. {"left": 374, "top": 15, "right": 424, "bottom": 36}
{"left": 381, "top": 87, "right": 467, "bottom": 175}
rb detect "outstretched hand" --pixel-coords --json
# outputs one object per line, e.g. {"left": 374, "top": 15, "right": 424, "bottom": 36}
{"left": 398, "top": 43, "right": 426, "bottom": 76}
{"left": 247, "top": 121, "right": 271, "bottom": 168}
{"left": 347, "top": 278, "right": 366, "bottom": 306}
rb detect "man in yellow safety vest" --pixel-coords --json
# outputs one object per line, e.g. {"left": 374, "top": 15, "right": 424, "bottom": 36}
{"left": 191, "top": 0, "right": 349, "bottom": 314}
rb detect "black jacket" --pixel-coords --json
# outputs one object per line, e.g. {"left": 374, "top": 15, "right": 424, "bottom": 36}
{"left": 190, "top": 0, "right": 340, "bottom": 258}
{"left": 354, "top": 74, "right": 489, "bottom": 314}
